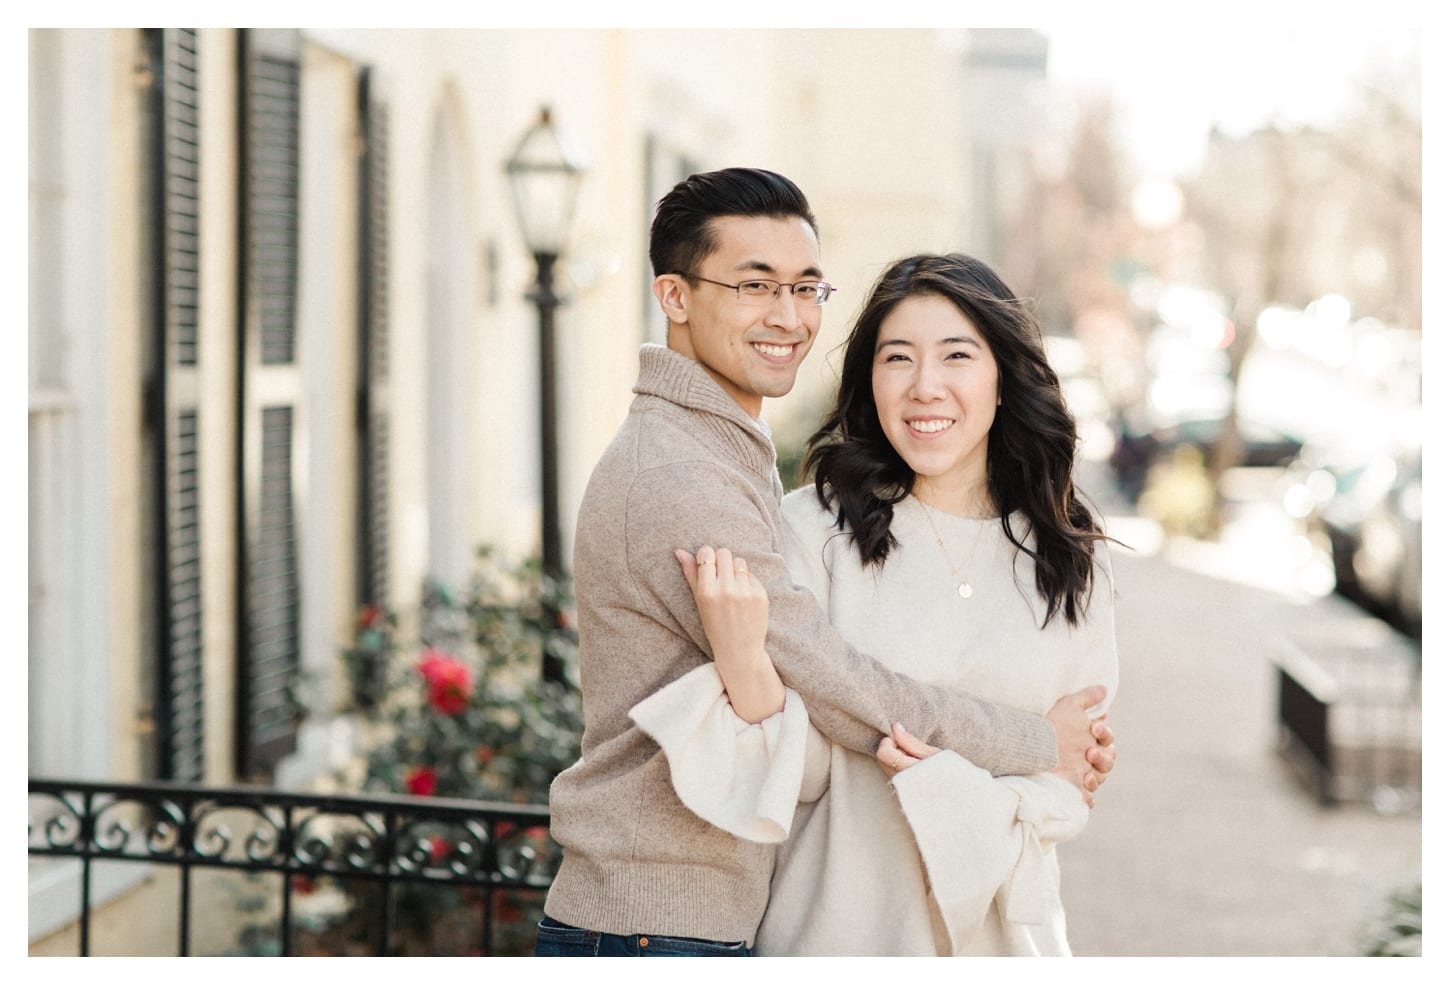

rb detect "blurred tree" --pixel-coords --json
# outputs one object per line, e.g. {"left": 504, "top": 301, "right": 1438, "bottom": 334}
{"left": 1180, "top": 53, "right": 1420, "bottom": 497}
{"left": 1005, "top": 47, "right": 1418, "bottom": 532}
{"left": 1009, "top": 95, "right": 1137, "bottom": 342}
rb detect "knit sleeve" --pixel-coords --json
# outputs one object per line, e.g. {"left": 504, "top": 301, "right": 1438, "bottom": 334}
{"left": 889, "top": 753, "right": 1089, "bottom": 952}
{"left": 627, "top": 663, "right": 815, "bottom": 843}
{"left": 624, "top": 463, "right": 1057, "bottom": 776}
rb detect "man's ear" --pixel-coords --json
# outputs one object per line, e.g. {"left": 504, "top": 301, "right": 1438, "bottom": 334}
{"left": 653, "top": 274, "right": 691, "bottom": 325}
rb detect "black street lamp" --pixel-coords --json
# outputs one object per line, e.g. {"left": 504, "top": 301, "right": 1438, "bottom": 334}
{"left": 504, "top": 107, "right": 585, "bottom": 584}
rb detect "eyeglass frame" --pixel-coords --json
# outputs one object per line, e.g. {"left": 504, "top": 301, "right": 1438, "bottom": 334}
{"left": 677, "top": 272, "right": 837, "bottom": 306}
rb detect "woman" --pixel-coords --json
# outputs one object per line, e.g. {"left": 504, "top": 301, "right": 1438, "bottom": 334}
{"left": 631, "top": 253, "right": 1119, "bottom": 955}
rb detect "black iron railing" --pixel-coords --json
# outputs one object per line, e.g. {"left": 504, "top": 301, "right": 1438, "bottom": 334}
{"left": 28, "top": 777, "right": 560, "bottom": 956}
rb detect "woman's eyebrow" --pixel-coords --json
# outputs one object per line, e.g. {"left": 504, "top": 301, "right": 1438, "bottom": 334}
{"left": 876, "top": 335, "right": 983, "bottom": 354}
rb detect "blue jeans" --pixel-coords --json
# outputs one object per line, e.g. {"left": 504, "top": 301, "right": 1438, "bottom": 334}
{"left": 532, "top": 916, "right": 753, "bottom": 957}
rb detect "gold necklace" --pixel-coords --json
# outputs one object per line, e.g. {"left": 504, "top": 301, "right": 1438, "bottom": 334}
{"left": 915, "top": 496, "right": 989, "bottom": 599}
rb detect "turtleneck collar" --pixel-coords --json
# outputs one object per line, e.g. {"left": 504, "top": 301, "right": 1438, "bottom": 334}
{"left": 632, "top": 343, "right": 779, "bottom": 478}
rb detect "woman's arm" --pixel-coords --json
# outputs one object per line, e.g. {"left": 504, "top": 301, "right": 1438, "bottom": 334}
{"left": 626, "top": 545, "right": 811, "bottom": 842}
{"left": 674, "top": 545, "right": 786, "bottom": 723}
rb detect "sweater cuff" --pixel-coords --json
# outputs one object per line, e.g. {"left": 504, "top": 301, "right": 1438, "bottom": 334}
{"left": 891, "top": 753, "right": 1087, "bottom": 952}
{"left": 629, "top": 663, "right": 809, "bottom": 843}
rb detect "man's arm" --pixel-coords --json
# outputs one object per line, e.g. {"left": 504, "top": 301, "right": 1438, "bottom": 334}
{"left": 626, "top": 463, "right": 1070, "bottom": 777}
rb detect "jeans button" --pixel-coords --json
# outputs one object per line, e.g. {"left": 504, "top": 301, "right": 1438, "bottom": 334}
{"left": 639, "top": 937, "right": 649, "bottom": 948}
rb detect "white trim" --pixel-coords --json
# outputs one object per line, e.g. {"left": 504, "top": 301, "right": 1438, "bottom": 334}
{"left": 276, "top": 42, "right": 361, "bottom": 788}
{"left": 423, "top": 97, "right": 478, "bottom": 589}
{"left": 28, "top": 29, "right": 123, "bottom": 940}
{"left": 28, "top": 29, "right": 116, "bottom": 782}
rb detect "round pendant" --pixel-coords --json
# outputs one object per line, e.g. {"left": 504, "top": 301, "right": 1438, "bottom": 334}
{"left": 957, "top": 582, "right": 973, "bottom": 599}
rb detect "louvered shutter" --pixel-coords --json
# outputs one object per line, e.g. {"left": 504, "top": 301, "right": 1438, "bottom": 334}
{"left": 146, "top": 28, "right": 206, "bottom": 782}
{"left": 356, "top": 68, "right": 391, "bottom": 610}
{"left": 236, "top": 28, "right": 303, "bottom": 778}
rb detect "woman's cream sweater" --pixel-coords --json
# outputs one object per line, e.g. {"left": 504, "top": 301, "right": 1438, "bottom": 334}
{"left": 633, "top": 487, "right": 1119, "bottom": 954}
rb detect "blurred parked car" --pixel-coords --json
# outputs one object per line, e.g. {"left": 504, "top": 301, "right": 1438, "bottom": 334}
{"left": 1285, "top": 445, "right": 1422, "bottom": 636}
{"left": 1107, "top": 319, "right": 1305, "bottom": 502}
{"left": 1109, "top": 412, "right": 1304, "bottom": 503}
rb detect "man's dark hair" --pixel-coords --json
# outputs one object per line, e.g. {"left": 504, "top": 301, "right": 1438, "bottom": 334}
{"left": 648, "top": 168, "right": 818, "bottom": 279}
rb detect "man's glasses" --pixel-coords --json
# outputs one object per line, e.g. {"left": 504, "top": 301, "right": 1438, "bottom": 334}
{"left": 682, "top": 274, "right": 836, "bottom": 307}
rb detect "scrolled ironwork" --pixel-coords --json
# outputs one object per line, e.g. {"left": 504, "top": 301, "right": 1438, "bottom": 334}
{"left": 91, "top": 797, "right": 142, "bottom": 856}
{"left": 392, "top": 816, "right": 493, "bottom": 880}
{"left": 179, "top": 799, "right": 284, "bottom": 866}
{"left": 191, "top": 815, "right": 234, "bottom": 861}
{"left": 30, "top": 791, "right": 83, "bottom": 850}
{"left": 292, "top": 809, "right": 386, "bottom": 873}
{"left": 144, "top": 800, "right": 187, "bottom": 856}
{"left": 495, "top": 821, "right": 555, "bottom": 882}
{"left": 44, "top": 809, "right": 83, "bottom": 850}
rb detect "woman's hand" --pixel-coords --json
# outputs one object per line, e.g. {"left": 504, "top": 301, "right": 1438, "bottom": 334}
{"left": 876, "top": 721, "right": 941, "bottom": 779}
{"left": 675, "top": 545, "right": 785, "bottom": 723}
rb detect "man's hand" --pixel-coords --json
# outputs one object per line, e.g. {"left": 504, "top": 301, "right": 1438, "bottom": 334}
{"left": 875, "top": 722, "right": 941, "bottom": 779}
{"left": 1088, "top": 718, "right": 1116, "bottom": 787}
{"left": 1046, "top": 686, "right": 1115, "bottom": 807}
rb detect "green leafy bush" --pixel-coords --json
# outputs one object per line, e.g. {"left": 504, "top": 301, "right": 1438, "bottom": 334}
{"left": 342, "top": 548, "right": 583, "bottom": 806}
{"left": 1363, "top": 878, "right": 1421, "bottom": 957}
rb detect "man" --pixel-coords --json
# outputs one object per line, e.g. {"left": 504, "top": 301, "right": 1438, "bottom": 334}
{"left": 535, "top": 168, "right": 1114, "bottom": 957}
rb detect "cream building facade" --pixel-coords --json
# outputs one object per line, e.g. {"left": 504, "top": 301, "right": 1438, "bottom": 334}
{"left": 28, "top": 27, "right": 1047, "bottom": 942}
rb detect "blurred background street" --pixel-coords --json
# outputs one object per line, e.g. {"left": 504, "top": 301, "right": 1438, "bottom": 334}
{"left": 1057, "top": 459, "right": 1422, "bottom": 957}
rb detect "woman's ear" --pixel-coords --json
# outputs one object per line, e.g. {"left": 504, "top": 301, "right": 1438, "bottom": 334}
{"left": 653, "top": 274, "right": 691, "bottom": 325}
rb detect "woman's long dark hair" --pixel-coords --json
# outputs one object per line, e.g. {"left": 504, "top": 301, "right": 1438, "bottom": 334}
{"left": 802, "top": 253, "right": 1106, "bottom": 627}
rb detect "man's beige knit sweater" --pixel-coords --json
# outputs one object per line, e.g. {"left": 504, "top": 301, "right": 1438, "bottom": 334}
{"left": 542, "top": 344, "right": 1057, "bottom": 945}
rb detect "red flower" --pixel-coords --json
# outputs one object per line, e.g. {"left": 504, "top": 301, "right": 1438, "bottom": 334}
{"left": 405, "top": 766, "right": 438, "bottom": 797}
{"left": 476, "top": 745, "right": 495, "bottom": 765}
{"left": 427, "top": 836, "right": 451, "bottom": 865}
{"left": 417, "top": 648, "right": 472, "bottom": 715}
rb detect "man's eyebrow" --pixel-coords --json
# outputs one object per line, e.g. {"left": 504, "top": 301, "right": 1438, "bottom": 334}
{"left": 729, "top": 259, "right": 825, "bottom": 278}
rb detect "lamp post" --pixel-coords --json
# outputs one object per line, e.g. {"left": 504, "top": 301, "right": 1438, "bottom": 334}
{"left": 504, "top": 107, "right": 585, "bottom": 586}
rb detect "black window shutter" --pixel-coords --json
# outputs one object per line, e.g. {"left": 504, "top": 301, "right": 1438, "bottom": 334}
{"left": 356, "top": 67, "right": 391, "bottom": 611}
{"left": 236, "top": 28, "right": 303, "bottom": 779}
{"left": 146, "top": 27, "right": 206, "bottom": 783}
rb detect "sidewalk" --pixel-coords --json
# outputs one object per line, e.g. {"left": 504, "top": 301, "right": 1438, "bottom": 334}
{"left": 1056, "top": 467, "right": 1422, "bottom": 956}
